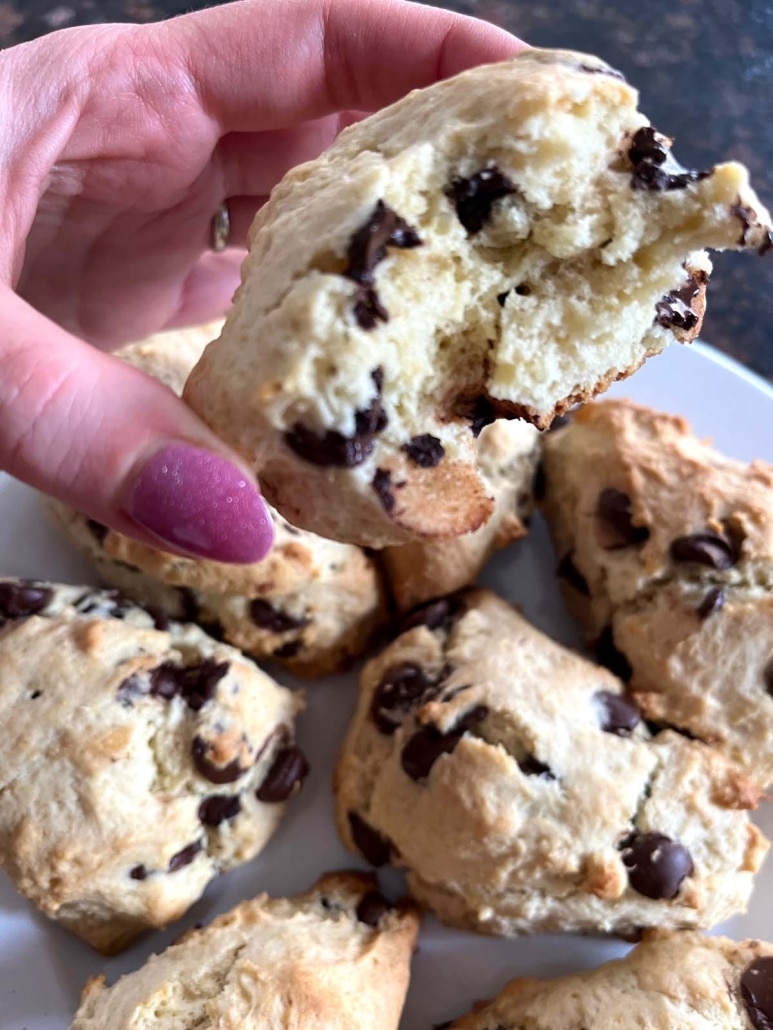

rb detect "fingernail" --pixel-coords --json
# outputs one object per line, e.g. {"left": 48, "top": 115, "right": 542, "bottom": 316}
{"left": 126, "top": 444, "right": 273, "bottom": 563}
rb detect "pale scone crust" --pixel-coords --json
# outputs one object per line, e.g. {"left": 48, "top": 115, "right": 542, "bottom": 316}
{"left": 184, "top": 49, "right": 770, "bottom": 547}
{"left": 44, "top": 322, "right": 385, "bottom": 677}
{"left": 0, "top": 579, "right": 304, "bottom": 954}
{"left": 448, "top": 930, "right": 773, "bottom": 1029}
{"left": 380, "top": 420, "right": 540, "bottom": 612}
{"left": 334, "top": 589, "right": 767, "bottom": 938}
{"left": 70, "top": 872, "right": 420, "bottom": 1030}
{"left": 539, "top": 398, "right": 773, "bottom": 785}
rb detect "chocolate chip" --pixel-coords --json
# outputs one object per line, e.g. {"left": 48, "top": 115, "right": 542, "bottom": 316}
{"left": 764, "top": 659, "right": 773, "bottom": 697}
{"left": 401, "top": 706, "right": 488, "bottom": 781}
{"left": 29, "top": 690, "right": 42, "bottom": 700}
{"left": 595, "top": 627, "right": 633, "bottom": 681}
{"left": 0, "top": 581, "right": 52, "bottom": 627}
{"left": 256, "top": 745, "right": 309, "bottom": 802}
{"left": 628, "top": 127, "right": 713, "bottom": 191}
{"left": 285, "top": 387, "right": 387, "bottom": 468}
{"left": 628, "top": 126, "right": 670, "bottom": 166}
{"left": 371, "top": 662, "right": 438, "bottom": 734}
{"left": 348, "top": 812, "right": 392, "bottom": 867}
{"left": 403, "top": 434, "right": 445, "bottom": 468}
{"left": 741, "top": 956, "right": 773, "bottom": 1030}
{"left": 75, "top": 588, "right": 134, "bottom": 620}
{"left": 150, "top": 659, "right": 229, "bottom": 711}
{"left": 557, "top": 553, "right": 590, "bottom": 596}
{"left": 143, "top": 605, "right": 170, "bottom": 631}
{"left": 445, "top": 167, "right": 516, "bottom": 234}
{"left": 596, "top": 691, "right": 641, "bottom": 736}
{"left": 273, "top": 640, "right": 303, "bottom": 659}
{"left": 619, "top": 831, "right": 693, "bottom": 899}
{"left": 596, "top": 489, "right": 650, "bottom": 548}
{"left": 514, "top": 283, "right": 532, "bottom": 296}
{"left": 168, "top": 840, "right": 204, "bottom": 873}
{"left": 345, "top": 200, "right": 422, "bottom": 286}
{"left": 397, "top": 596, "right": 462, "bottom": 635}
{"left": 198, "top": 794, "right": 241, "bottom": 826}
{"left": 129, "top": 864, "right": 147, "bottom": 880}
{"left": 192, "top": 735, "right": 248, "bottom": 785}
{"left": 86, "top": 519, "right": 109, "bottom": 544}
{"left": 372, "top": 468, "right": 395, "bottom": 513}
{"left": 518, "top": 755, "right": 555, "bottom": 778}
{"left": 697, "top": 586, "right": 726, "bottom": 620}
{"left": 352, "top": 285, "right": 389, "bottom": 329}
{"left": 670, "top": 531, "right": 738, "bottom": 570}
{"left": 496, "top": 290, "right": 509, "bottom": 307}
{"left": 355, "top": 890, "right": 394, "bottom": 927}
{"left": 655, "top": 272, "right": 702, "bottom": 333}
{"left": 250, "top": 598, "right": 309, "bottom": 634}
{"left": 177, "top": 587, "right": 200, "bottom": 622}
{"left": 733, "top": 202, "right": 773, "bottom": 255}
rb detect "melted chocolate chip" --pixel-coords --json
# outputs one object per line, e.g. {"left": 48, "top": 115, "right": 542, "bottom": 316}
{"left": 144, "top": 606, "right": 170, "bottom": 631}
{"left": 372, "top": 468, "right": 395, "bottom": 513}
{"left": 741, "top": 956, "right": 773, "bottom": 1030}
{"left": 619, "top": 831, "right": 693, "bottom": 899}
{"left": 198, "top": 794, "right": 241, "bottom": 827}
{"left": 346, "top": 200, "right": 422, "bottom": 286}
{"left": 273, "top": 640, "right": 303, "bottom": 659}
{"left": 250, "top": 599, "right": 309, "bottom": 634}
{"left": 168, "top": 840, "right": 204, "bottom": 873}
{"left": 403, "top": 434, "right": 445, "bottom": 468}
{"left": 557, "top": 553, "right": 590, "bottom": 596}
{"left": 445, "top": 167, "right": 516, "bottom": 234}
{"left": 595, "top": 627, "right": 633, "bottom": 681}
{"left": 697, "top": 586, "right": 726, "bottom": 620}
{"left": 397, "top": 596, "right": 462, "bottom": 635}
{"left": 75, "top": 589, "right": 134, "bottom": 620}
{"left": 352, "top": 285, "right": 389, "bottom": 329}
{"left": 628, "top": 127, "right": 713, "bottom": 192}
{"left": 733, "top": 202, "right": 773, "bottom": 256}
{"left": 670, "top": 531, "right": 738, "bottom": 570}
{"left": 192, "top": 736, "right": 248, "bottom": 785}
{"left": 256, "top": 745, "right": 309, "bottom": 802}
{"left": 656, "top": 273, "right": 701, "bottom": 332}
{"left": 371, "top": 662, "right": 438, "bottom": 734}
{"left": 628, "top": 126, "right": 669, "bottom": 166}
{"left": 129, "top": 864, "right": 147, "bottom": 880}
{"left": 285, "top": 383, "right": 387, "bottom": 468}
{"left": 496, "top": 290, "right": 509, "bottom": 307}
{"left": 514, "top": 283, "right": 532, "bottom": 296}
{"left": 596, "top": 489, "right": 650, "bottom": 548}
{"left": 355, "top": 890, "right": 394, "bottom": 927}
{"left": 596, "top": 691, "right": 641, "bottom": 736}
{"left": 401, "top": 706, "right": 488, "bottom": 781}
{"left": 0, "top": 581, "right": 52, "bottom": 627}
{"left": 348, "top": 812, "right": 392, "bottom": 867}
{"left": 150, "top": 660, "right": 229, "bottom": 711}
{"left": 29, "top": 690, "right": 42, "bottom": 699}
{"left": 518, "top": 755, "right": 555, "bottom": 779}
{"left": 86, "top": 519, "right": 109, "bottom": 544}
{"left": 764, "top": 659, "right": 773, "bottom": 698}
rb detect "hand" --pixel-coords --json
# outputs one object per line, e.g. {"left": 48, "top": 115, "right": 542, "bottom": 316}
{"left": 0, "top": 0, "right": 523, "bottom": 562}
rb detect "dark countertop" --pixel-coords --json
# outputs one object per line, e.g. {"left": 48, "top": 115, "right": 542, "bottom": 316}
{"left": 2, "top": 0, "right": 771, "bottom": 378}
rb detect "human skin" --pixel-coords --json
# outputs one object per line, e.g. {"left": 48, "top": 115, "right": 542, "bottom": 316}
{"left": 0, "top": 0, "right": 523, "bottom": 562}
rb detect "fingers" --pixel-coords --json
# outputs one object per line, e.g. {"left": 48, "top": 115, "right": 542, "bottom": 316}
{"left": 165, "top": 247, "right": 252, "bottom": 328}
{"left": 162, "top": 0, "right": 525, "bottom": 133}
{"left": 0, "top": 287, "right": 273, "bottom": 563}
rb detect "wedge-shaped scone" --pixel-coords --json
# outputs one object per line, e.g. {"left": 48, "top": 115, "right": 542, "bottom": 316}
{"left": 445, "top": 930, "right": 773, "bottom": 1029}
{"left": 70, "top": 872, "right": 419, "bottom": 1029}
{"left": 184, "top": 48, "right": 771, "bottom": 547}
{"left": 380, "top": 420, "right": 539, "bottom": 612}
{"left": 539, "top": 399, "right": 773, "bottom": 785}
{"left": 335, "top": 589, "right": 768, "bottom": 938}
{"left": 46, "top": 322, "right": 385, "bottom": 677}
{"left": 0, "top": 578, "right": 306, "bottom": 953}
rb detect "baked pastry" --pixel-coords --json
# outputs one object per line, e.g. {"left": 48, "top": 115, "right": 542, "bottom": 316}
{"left": 69, "top": 872, "right": 419, "bottom": 1029}
{"left": 380, "top": 419, "right": 539, "bottom": 612}
{"left": 443, "top": 930, "right": 773, "bottom": 1029}
{"left": 45, "top": 322, "right": 385, "bottom": 677}
{"left": 539, "top": 399, "right": 773, "bottom": 785}
{"left": 0, "top": 578, "right": 306, "bottom": 953}
{"left": 335, "top": 588, "right": 768, "bottom": 937}
{"left": 183, "top": 48, "right": 772, "bottom": 547}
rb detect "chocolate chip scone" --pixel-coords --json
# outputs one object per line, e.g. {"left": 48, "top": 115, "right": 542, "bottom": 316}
{"left": 45, "top": 322, "right": 385, "bottom": 677}
{"left": 70, "top": 872, "right": 419, "bottom": 1029}
{"left": 444, "top": 930, "right": 773, "bottom": 1029}
{"left": 380, "top": 420, "right": 540, "bottom": 613}
{"left": 0, "top": 578, "right": 307, "bottom": 954}
{"left": 184, "top": 48, "right": 771, "bottom": 547}
{"left": 334, "top": 589, "right": 768, "bottom": 937}
{"left": 539, "top": 399, "right": 773, "bottom": 785}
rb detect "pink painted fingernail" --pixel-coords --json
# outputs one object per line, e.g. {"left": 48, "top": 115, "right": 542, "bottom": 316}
{"left": 126, "top": 444, "right": 273, "bottom": 563}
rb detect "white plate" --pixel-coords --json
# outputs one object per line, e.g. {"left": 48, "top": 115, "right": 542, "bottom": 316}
{"left": 1, "top": 341, "right": 772, "bottom": 1030}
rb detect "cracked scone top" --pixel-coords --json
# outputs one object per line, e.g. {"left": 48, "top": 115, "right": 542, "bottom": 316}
{"left": 334, "top": 589, "right": 768, "bottom": 937}
{"left": 45, "top": 321, "right": 385, "bottom": 677}
{"left": 539, "top": 399, "right": 773, "bottom": 786}
{"left": 0, "top": 579, "right": 306, "bottom": 953}
{"left": 184, "top": 48, "right": 772, "bottom": 547}
{"left": 445, "top": 931, "right": 773, "bottom": 1029}
{"left": 69, "top": 872, "right": 420, "bottom": 1030}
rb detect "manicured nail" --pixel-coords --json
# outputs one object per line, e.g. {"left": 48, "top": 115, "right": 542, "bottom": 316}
{"left": 126, "top": 444, "right": 273, "bottom": 563}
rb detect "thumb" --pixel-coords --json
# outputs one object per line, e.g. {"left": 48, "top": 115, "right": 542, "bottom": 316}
{"left": 0, "top": 288, "right": 274, "bottom": 563}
